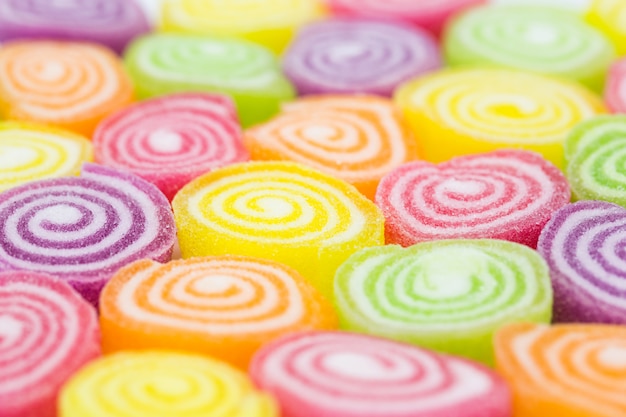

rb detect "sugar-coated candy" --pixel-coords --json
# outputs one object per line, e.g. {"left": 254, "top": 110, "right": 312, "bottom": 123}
{"left": 0, "top": 270, "right": 100, "bottom": 417}
{"left": 60, "top": 351, "right": 278, "bottom": 417}
{"left": 0, "top": 0, "right": 150, "bottom": 54}
{"left": 0, "top": 163, "right": 176, "bottom": 306}
{"left": 0, "top": 121, "right": 92, "bottom": 192}
{"left": 173, "top": 161, "right": 384, "bottom": 298}
{"left": 376, "top": 150, "right": 570, "bottom": 247}
{"left": 444, "top": 6, "right": 615, "bottom": 92}
{"left": 283, "top": 19, "right": 440, "bottom": 97}
{"left": 125, "top": 34, "right": 294, "bottom": 127}
{"left": 606, "top": 58, "right": 626, "bottom": 113}
{"left": 565, "top": 115, "right": 626, "bottom": 206}
{"left": 495, "top": 323, "right": 626, "bottom": 417}
{"left": 491, "top": 0, "right": 591, "bottom": 12}
{"left": 395, "top": 68, "right": 606, "bottom": 169}
{"left": 538, "top": 201, "right": 626, "bottom": 324}
{"left": 94, "top": 93, "right": 248, "bottom": 201}
{"left": 334, "top": 240, "right": 552, "bottom": 364}
{"left": 245, "top": 95, "right": 420, "bottom": 200}
{"left": 100, "top": 256, "right": 337, "bottom": 369}
{"left": 250, "top": 331, "right": 512, "bottom": 417}
{"left": 325, "top": 0, "right": 486, "bottom": 37}
{"left": 586, "top": 0, "right": 626, "bottom": 55}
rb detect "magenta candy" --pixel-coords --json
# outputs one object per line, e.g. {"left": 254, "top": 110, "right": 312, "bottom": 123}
{"left": 0, "top": 270, "right": 100, "bottom": 417}
{"left": 0, "top": 163, "right": 176, "bottom": 306}
{"left": 606, "top": 58, "right": 626, "bottom": 113}
{"left": 283, "top": 19, "right": 441, "bottom": 97}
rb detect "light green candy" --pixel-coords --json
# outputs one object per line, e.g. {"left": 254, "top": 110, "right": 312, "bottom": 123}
{"left": 565, "top": 115, "right": 626, "bottom": 207}
{"left": 124, "top": 33, "right": 295, "bottom": 127}
{"left": 444, "top": 6, "right": 616, "bottom": 92}
{"left": 334, "top": 239, "right": 553, "bottom": 365}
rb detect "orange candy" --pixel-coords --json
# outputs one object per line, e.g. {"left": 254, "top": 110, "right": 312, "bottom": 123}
{"left": 495, "top": 323, "right": 626, "bottom": 417}
{"left": 100, "top": 256, "right": 337, "bottom": 369}
{"left": 0, "top": 41, "right": 133, "bottom": 136}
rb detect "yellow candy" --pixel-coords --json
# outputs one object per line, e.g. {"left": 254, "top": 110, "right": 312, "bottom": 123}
{"left": 172, "top": 161, "right": 384, "bottom": 298}
{"left": 0, "top": 121, "right": 92, "bottom": 191}
{"left": 59, "top": 351, "right": 278, "bottom": 417}
{"left": 160, "top": 0, "right": 325, "bottom": 54}
{"left": 587, "top": 0, "right": 626, "bottom": 55}
{"left": 395, "top": 69, "right": 606, "bottom": 170}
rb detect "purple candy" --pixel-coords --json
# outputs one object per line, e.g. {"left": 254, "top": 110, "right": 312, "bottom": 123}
{"left": 283, "top": 19, "right": 441, "bottom": 97}
{"left": 537, "top": 201, "right": 626, "bottom": 324}
{"left": 0, "top": 0, "right": 150, "bottom": 53}
{"left": 0, "top": 163, "right": 176, "bottom": 306}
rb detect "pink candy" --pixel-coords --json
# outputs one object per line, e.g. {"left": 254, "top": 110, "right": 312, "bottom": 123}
{"left": 606, "top": 58, "right": 626, "bottom": 113}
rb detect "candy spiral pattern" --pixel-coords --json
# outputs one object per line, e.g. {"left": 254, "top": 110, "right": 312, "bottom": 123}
{"left": 245, "top": 96, "right": 420, "bottom": 200}
{"left": 94, "top": 93, "right": 248, "bottom": 201}
{"left": 376, "top": 150, "right": 570, "bottom": 248}
{"left": 172, "top": 161, "right": 384, "bottom": 299}
{"left": 0, "top": 0, "right": 150, "bottom": 53}
{"left": 394, "top": 68, "right": 606, "bottom": 169}
{"left": 0, "top": 41, "right": 133, "bottom": 136}
{"left": 283, "top": 19, "right": 440, "bottom": 96}
{"left": 444, "top": 6, "right": 616, "bottom": 92}
{"left": 0, "top": 163, "right": 176, "bottom": 306}
{"left": 0, "top": 122, "right": 92, "bottom": 192}
{"left": 586, "top": 0, "right": 626, "bottom": 55}
{"left": 100, "top": 256, "right": 337, "bottom": 368}
{"left": 250, "top": 331, "right": 511, "bottom": 417}
{"left": 60, "top": 351, "right": 278, "bottom": 417}
{"left": 495, "top": 323, "right": 626, "bottom": 417}
{"left": 606, "top": 58, "right": 626, "bottom": 113}
{"left": 334, "top": 240, "right": 553, "bottom": 364}
{"left": 0, "top": 270, "right": 100, "bottom": 417}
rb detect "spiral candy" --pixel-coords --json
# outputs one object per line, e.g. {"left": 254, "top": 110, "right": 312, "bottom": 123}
{"left": 0, "top": 270, "right": 100, "bottom": 417}
{"left": 60, "top": 351, "right": 278, "bottom": 417}
{"left": 495, "top": 323, "right": 626, "bottom": 417}
{"left": 250, "top": 331, "right": 512, "bottom": 417}
{"left": 395, "top": 68, "right": 606, "bottom": 169}
{"left": 125, "top": 34, "right": 294, "bottom": 127}
{"left": 586, "top": 0, "right": 626, "bottom": 55}
{"left": 94, "top": 93, "right": 248, "bottom": 201}
{"left": 606, "top": 58, "right": 626, "bottom": 113}
{"left": 245, "top": 95, "right": 421, "bottom": 200}
{"left": 283, "top": 19, "right": 441, "bottom": 96}
{"left": 376, "top": 150, "right": 570, "bottom": 247}
{"left": 172, "top": 161, "right": 384, "bottom": 298}
{"left": 0, "top": 163, "right": 176, "bottom": 306}
{"left": 334, "top": 240, "right": 553, "bottom": 364}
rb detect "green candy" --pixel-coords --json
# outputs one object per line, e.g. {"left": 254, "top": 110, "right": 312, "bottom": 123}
{"left": 334, "top": 239, "right": 553, "bottom": 365}
{"left": 565, "top": 115, "right": 626, "bottom": 207}
{"left": 124, "top": 33, "right": 295, "bottom": 127}
{"left": 444, "top": 6, "right": 616, "bottom": 92}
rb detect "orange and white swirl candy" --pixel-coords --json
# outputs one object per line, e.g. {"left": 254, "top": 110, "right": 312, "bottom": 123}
{"left": 495, "top": 323, "right": 626, "bottom": 417}
{"left": 245, "top": 96, "right": 420, "bottom": 199}
{"left": 0, "top": 41, "right": 133, "bottom": 136}
{"left": 100, "top": 256, "right": 337, "bottom": 369}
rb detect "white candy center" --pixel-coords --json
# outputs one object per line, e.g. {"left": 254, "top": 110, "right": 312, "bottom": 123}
{"left": 148, "top": 129, "right": 184, "bottom": 153}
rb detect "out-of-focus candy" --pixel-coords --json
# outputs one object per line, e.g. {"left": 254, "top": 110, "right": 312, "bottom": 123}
{"left": 0, "top": 164, "right": 176, "bottom": 306}
{"left": 0, "top": 0, "right": 150, "bottom": 53}
{"left": 0, "top": 270, "right": 100, "bottom": 417}
{"left": 334, "top": 240, "right": 553, "bottom": 364}
{"left": 606, "top": 58, "right": 626, "bottom": 113}
{"left": 60, "top": 351, "right": 278, "bottom": 417}
{"left": 586, "top": 0, "right": 626, "bottom": 55}
{"left": 283, "top": 19, "right": 440, "bottom": 96}
{"left": 495, "top": 323, "right": 626, "bottom": 417}
{"left": 250, "top": 331, "right": 512, "bottom": 417}
{"left": 395, "top": 68, "right": 606, "bottom": 169}
{"left": 245, "top": 95, "right": 420, "bottom": 200}
{"left": 172, "top": 161, "right": 384, "bottom": 298}
{"left": 0, "top": 122, "right": 92, "bottom": 192}
{"left": 125, "top": 34, "right": 294, "bottom": 127}
{"left": 94, "top": 93, "right": 248, "bottom": 201}
{"left": 491, "top": 0, "right": 591, "bottom": 12}
{"left": 376, "top": 150, "right": 570, "bottom": 247}
{"left": 445, "top": 6, "right": 615, "bottom": 92}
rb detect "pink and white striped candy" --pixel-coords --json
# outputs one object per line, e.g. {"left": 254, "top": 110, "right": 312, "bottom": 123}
{"left": 250, "top": 331, "right": 511, "bottom": 417}
{"left": 0, "top": 270, "right": 100, "bottom": 417}
{"left": 606, "top": 58, "right": 626, "bottom": 113}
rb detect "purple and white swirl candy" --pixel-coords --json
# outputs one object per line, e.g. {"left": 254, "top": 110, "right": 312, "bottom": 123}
{"left": 538, "top": 201, "right": 626, "bottom": 324}
{"left": 283, "top": 19, "right": 441, "bottom": 96}
{"left": 0, "top": 0, "right": 150, "bottom": 53}
{"left": 0, "top": 163, "right": 176, "bottom": 306}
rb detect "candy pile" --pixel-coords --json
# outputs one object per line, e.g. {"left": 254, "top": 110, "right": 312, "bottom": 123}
{"left": 1, "top": 1, "right": 626, "bottom": 416}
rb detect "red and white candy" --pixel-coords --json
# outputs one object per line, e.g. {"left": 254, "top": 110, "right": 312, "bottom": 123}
{"left": 606, "top": 58, "right": 626, "bottom": 113}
